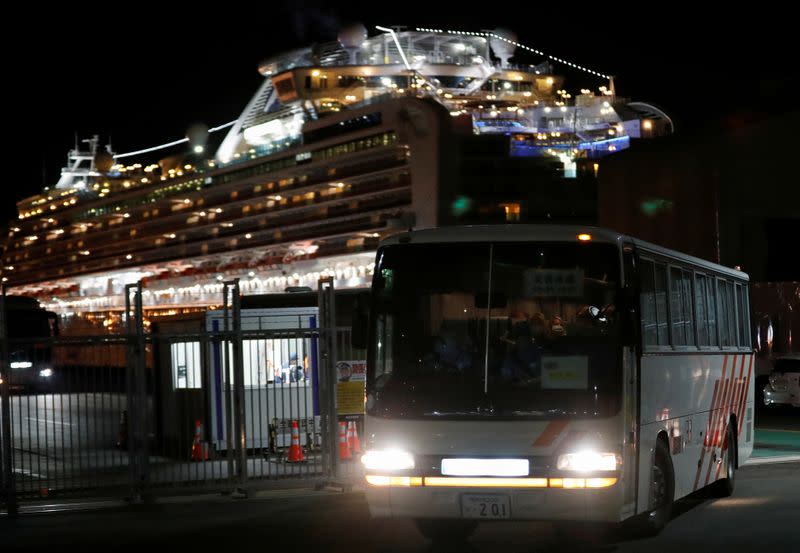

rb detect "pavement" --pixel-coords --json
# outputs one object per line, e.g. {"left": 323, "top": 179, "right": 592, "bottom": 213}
{"left": 748, "top": 406, "right": 800, "bottom": 464}
{"left": 2, "top": 461, "right": 800, "bottom": 553}
{"left": 2, "top": 405, "right": 797, "bottom": 552}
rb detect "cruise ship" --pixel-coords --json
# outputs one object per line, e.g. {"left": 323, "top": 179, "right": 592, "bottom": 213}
{"left": 1, "top": 26, "right": 672, "bottom": 321}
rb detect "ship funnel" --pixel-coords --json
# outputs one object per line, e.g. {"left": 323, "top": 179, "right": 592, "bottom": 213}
{"left": 187, "top": 123, "right": 209, "bottom": 154}
{"left": 94, "top": 151, "right": 114, "bottom": 173}
{"left": 338, "top": 23, "right": 368, "bottom": 63}
{"left": 489, "top": 28, "right": 517, "bottom": 68}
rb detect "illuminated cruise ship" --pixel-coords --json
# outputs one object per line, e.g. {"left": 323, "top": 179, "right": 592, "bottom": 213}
{"left": 1, "top": 26, "right": 672, "bottom": 318}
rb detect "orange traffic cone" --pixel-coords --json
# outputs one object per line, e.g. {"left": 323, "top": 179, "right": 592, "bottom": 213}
{"left": 338, "top": 421, "right": 352, "bottom": 460}
{"left": 347, "top": 421, "right": 361, "bottom": 455}
{"left": 287, "top": 420, "right": 305, "bottom": 462}
{"left": 191, "top": 420, "right": 208, "bottom": 461}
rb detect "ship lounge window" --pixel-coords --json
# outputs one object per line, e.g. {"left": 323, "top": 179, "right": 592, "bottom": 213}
{"left": 338, "top": 75, "right": 364, "bottom": 87}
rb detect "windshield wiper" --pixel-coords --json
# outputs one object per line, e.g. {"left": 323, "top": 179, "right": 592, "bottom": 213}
{"left": 424, "top": 410, "right": 495, "bottom": 417}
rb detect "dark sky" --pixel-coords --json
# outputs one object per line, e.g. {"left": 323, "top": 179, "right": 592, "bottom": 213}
{"left": 6, "top": 3, "right": 795, "bottom": 225}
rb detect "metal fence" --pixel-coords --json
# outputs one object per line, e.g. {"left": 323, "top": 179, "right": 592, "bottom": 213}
{"left": 0, "top": 278, "right": 364, "bottom": 514}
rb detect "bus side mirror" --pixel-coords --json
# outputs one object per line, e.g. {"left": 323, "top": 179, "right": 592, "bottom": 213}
{"left": 351, "top": 292, "right": 369, "bottom": 350}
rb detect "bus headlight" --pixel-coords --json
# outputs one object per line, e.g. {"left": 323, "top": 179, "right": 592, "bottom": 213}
{"left": 361, "top": 449, "right": 415, "bottom": 471}
{"left": 39, "top": 368, "right": 53, "bottom": 378}
{"left": 556, "top": 450, "right": 619, "bottom": 472}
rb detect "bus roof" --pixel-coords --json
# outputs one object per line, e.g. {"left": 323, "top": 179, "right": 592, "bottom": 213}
{"left": 380, "top": 225, "right": 749, "bottom": 281}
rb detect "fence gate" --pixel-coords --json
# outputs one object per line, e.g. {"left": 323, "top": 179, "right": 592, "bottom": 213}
{"left": 125, "top": 283, "right": 149, "bottom": 502}
{"left": 0, "top": 279, "right": 363, "bottom": 512}
{"left": 1, "top": 289, "right": 17, "bottom": 514}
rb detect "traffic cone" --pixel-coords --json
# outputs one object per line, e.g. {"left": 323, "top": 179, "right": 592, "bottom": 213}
{"left": 347, "top": 421, "right": 361, "bottom": 455}
{"left": 287, "top": 420, "right": 305, "bottom": 462}
{"left": 338, "top": 421, "right": 351, "bottom": 460}
{"left": 191, "top": 420, "right": 208, "bottom": 461}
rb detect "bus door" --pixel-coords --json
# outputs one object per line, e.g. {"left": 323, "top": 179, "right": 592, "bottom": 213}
{"left": 622, "top": 241, "right": 640, "bottom": 516}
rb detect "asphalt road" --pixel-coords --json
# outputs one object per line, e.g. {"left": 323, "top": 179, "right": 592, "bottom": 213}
{"left": 2, "top": 461, "right": 799, "bottom": 553}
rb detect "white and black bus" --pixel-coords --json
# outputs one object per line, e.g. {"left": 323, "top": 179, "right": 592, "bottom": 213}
{"left": 359, "top": 225, "right": 753, "bottom": 540}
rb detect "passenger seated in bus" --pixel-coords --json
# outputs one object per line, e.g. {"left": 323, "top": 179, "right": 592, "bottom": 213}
{"left": 549, "top": 315, "right": 567, "bottom": 338}
{"left": 500, "top": 310, "right": 542, "bottom": 383}
{"left": 431, "top": 330, "right": 475, "bottom": 373}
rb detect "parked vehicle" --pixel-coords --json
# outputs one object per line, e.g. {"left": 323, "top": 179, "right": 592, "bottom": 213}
{"left": 2, "top": 295, "right": 59, "bottom": 393}
{"left": 762, "top": 354, "right": 800, "bottom": 408}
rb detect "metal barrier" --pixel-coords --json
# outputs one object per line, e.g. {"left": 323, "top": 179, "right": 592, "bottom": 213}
{"left": 0, "top": 281, "right": 365, "bottom": 512}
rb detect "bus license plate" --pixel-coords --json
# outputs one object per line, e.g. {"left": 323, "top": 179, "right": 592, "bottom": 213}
{"left": 461, "top": 494, "right": 511, "bottom": 519}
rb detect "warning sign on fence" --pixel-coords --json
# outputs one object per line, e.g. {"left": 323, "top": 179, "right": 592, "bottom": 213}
{"left": 336, "top": 360, "right": 366, "bottom": 415}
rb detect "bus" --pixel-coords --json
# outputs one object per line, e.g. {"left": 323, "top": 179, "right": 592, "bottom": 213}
{"left": 358, "top": 225, "right": 754, "bottom": 540}
{"left": 1, "top": 296, "right": 59, "bottom": 392}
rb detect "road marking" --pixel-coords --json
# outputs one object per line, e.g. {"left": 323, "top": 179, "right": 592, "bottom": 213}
{"left": 24, "top": 417, "right": 73, "bottom": 427}
{"left": 744, "top": 455, "right": 800, "bottom": 466}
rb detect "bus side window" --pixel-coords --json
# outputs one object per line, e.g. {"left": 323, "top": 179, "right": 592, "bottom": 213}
{"left": 739, "top": 284, "right": 751, "bottom": 348}
{"left": 706, "top": 277, "right": 719, "bottom": 346}
{"left": 717, "top": 279, "right": 737, "bottom": 348}
{"left": 639, "top": 259, "right": 658, "bottom": 348}
{"left": 654, "top": 263, "right": 669, "bottom": 346}
{"left": 669, "top": 266, "right": 686, "bottom": 346}
{"left": 695, "top": 273, "right": 709, "bottom": 346}
{"left": 726, "top": 280, "right": 737, "bottom": 348}
{"left": 735, "top": 283, "right": 747, "bottom": 348}
{"left": 682, "top": 270, "right": 695, "bottom": 346}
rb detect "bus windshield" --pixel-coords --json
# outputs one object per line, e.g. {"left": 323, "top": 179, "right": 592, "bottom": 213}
{"left": 367, "top": 242, "right": 622, "bottom": 420}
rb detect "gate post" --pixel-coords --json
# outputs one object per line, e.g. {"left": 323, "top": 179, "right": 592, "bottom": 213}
{"left": 223, "top": 280, "right": 247, "bottom": 494}
{"left": 0, "top": 287, "right": 18, "bottom": 515}
{"left": 124, "top": 282, "right": 149, "bottom": 503}
{"left": 317, "top": 277, "right": 339, "bottom": 481}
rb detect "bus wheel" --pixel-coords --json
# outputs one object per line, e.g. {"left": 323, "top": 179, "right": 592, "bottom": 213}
{"left": 414, "top": 519, "right": 477, "bottom": 542}
{"left": 712, "top": 423, "right": 737, "bottom": 498}
{"left": 629, "top": 438, "right": 674, "bottom": 537}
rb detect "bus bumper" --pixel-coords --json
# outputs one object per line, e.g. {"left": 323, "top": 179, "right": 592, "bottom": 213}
{"left": 365, "top": 483, "right": 624, "bottom": 522}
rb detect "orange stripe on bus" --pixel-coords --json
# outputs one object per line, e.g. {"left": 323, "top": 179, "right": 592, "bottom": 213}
{"left": 705, "top": 355, "right": 737, "bottom": 486}
{"left": 738, "top": 355, "right": 753, "bottom": 437}
{"left": 733, "top": 354, "right": 747, "bottom": 439}
{"left": 532, "top": 420, "right": 569, "bottom": 447}
{"left": 694, "top": 354, "right": 727, "bottom": 491}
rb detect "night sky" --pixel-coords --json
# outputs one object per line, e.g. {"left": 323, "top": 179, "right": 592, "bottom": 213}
{"left": 6, "top": 4, "right": 795, "bottom": 225}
